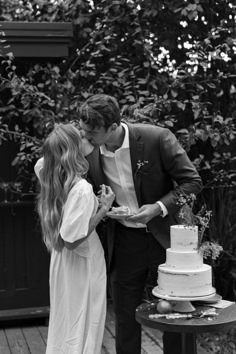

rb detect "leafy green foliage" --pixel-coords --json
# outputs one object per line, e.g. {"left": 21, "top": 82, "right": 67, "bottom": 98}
{"left": 0, "top": 0, "right": 236, "bottom": 301}
{"left": 0, "top": 0, "right": 235, "bottom": 188}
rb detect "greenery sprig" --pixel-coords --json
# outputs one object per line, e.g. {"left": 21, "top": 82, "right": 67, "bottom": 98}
{"left": 176, "top": 191, "right": 223, "bottom": 260}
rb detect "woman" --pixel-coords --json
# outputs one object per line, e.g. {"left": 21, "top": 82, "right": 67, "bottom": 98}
{"left": 36, "top": 123, "right": 115, "bottom": 354}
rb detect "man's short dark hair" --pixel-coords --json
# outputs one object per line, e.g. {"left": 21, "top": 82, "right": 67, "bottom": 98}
{"left": 79, "top": 94, "right": 121, "bottom": 130}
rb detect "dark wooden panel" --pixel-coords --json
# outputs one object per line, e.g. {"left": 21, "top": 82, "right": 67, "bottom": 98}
{"left": 0, "top": 21, "right": 73, "bottom": 58}
{"left": 0, "top": 307, "right": 49, "bottom": 321}
{"left": 0, "top": 202, "right": 50, "bottom": 311}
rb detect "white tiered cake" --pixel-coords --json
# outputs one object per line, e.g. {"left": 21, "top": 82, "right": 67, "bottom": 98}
{"left": 156, "top": 225, "right": 216, "bottom": 298}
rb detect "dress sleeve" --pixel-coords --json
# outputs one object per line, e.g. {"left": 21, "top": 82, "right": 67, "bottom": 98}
{"left": 34, "top": 157, "right": 44, "bottom": 181}
{"left": 60, "top": 181, "right": 96, "bottom": 243}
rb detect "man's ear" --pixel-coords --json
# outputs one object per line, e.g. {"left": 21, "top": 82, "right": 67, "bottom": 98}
{"left": 111, "top": 123, "right": 118, "bottom": 131}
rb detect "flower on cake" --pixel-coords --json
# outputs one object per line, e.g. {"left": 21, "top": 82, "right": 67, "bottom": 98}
{"left": 176, "top": 192, "right": 196, "bottom": 226}
{"left": 176, "top": 191, "right": 223, "bottom": 260}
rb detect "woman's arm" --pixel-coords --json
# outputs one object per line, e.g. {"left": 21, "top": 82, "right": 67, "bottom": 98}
{"left": 63, "top": 205, "right": 109, "bottom": 250}
{"left": 64, "top": 185, "right": 114, "bottom": 250}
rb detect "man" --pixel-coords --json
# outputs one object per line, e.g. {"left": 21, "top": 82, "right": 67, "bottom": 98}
{"left": 79, "top": 94, "right": 202, "bottom": 354}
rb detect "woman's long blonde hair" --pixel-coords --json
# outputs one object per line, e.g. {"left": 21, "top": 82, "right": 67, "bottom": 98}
{"left": 37, "top": 123, "right": 89, "bottom": 252}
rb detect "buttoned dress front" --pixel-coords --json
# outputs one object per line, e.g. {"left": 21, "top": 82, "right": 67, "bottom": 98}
{"left": 46, "top": 178, "right": 106, "bottom": 354}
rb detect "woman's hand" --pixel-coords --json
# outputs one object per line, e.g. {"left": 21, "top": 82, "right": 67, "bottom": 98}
{"left": 87, "top": 185, "right": 115, "bottom": 237}
{"left": 98, "top": 184, "right": 115, "bottom": 212}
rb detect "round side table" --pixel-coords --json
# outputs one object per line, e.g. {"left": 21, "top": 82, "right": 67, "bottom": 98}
{"left": 136, "top": 302, "right": 236, "bottom": 354}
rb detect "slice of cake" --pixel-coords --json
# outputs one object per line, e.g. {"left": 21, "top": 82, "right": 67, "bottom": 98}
{"left": 110, "top": 206, "right": 131, "bottom": 215}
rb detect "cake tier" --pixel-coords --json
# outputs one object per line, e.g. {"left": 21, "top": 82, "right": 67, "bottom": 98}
{"left": 157, "top": 264, "right": 214, "bottom": 297}
{"left": 171, "top": 225, "right": 198, "bottom": 251}
{"left": 166, "top": 249, "right": 203, "bottom": 269}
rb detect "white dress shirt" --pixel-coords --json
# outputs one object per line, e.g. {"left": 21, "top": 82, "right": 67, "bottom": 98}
{"left": 100, "top": 123, "right": 167, "bottom": 228}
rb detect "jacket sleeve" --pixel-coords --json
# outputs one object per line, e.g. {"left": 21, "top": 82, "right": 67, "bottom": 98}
{"left": 158, "top": 128, "right": 202, "bottom": 214}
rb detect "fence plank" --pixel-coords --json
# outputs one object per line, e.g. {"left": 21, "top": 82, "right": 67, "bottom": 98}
{"left": 5, "top": 327, "right": 30, "bottom": 354}
{"left": 0, "top": 330, "right": 11, "bottom": 354}
{"left": 22, "top": 327, "right": 46, "bottom": 354}
{"left": 37, "top": 325, "right": 48, "bottom": 345}
{"left": 102, "top": 327, "right": 116, "bottom": 354}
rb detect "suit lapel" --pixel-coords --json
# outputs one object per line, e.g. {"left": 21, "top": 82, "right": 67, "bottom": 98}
{"left": 86, "top": 148, "right": 106, "bottom": 191}
{"left": 127, "top": 124, "right": 144, "bottom": 207}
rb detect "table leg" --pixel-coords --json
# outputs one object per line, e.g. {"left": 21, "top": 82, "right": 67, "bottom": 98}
{"left": 181, "top": 332, "right": 197, "bottom": 354}
{"left": 163, "top": 332, "right": 197, "bottom": 354}
{"left": 162, "top": 332, "right": 182, "bottom": 354}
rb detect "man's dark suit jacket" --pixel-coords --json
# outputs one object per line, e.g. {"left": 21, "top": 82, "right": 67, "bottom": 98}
{"left": 86, "top": 122, "right": 202, "bottom": 269}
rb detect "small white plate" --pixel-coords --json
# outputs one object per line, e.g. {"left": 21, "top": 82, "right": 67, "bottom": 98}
{"left": 106, "top": 212, "right": 133, "bottom": 220}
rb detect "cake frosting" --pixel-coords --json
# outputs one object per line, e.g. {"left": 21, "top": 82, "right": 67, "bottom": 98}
{"left": 157, "top": 225, "right": 215, "bottom": 297}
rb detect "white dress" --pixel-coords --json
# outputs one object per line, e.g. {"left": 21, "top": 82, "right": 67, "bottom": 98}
{"left": 46, "top": 179, "right": 106, "bottom": 354}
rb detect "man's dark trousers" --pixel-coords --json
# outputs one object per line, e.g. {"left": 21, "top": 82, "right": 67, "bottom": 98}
{"left": 109, "top": 222, "right": 183, "bottom": 354}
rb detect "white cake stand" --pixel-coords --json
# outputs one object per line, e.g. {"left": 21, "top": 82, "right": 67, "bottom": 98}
{"left": 152, "top": 286, "right": 216, "bottom": 313}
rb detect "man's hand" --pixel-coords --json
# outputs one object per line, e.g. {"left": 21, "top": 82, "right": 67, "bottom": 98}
{"left": 127, "top": 203, "right": 162, "bottom": 224}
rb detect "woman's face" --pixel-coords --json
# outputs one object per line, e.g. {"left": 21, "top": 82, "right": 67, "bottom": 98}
{"left": 80, "top": 136, "right": 94, "bottom": 156}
